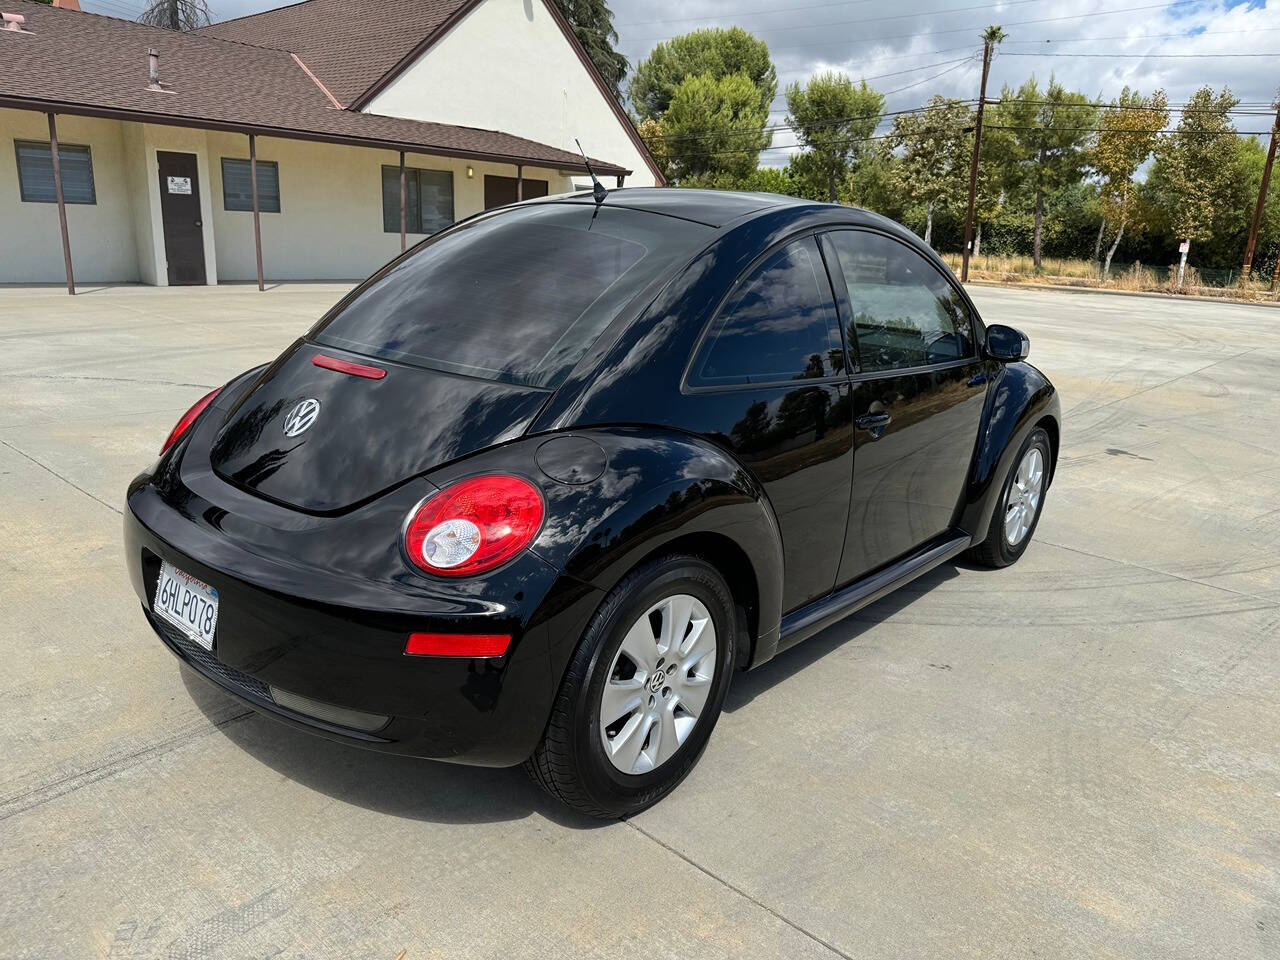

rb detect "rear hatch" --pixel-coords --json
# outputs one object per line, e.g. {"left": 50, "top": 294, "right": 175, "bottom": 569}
{"left": 209, "top": 201, "right": 711, "bottom": 513}
{"left": 210, "top": 343, "right": 547, "bottom": 512}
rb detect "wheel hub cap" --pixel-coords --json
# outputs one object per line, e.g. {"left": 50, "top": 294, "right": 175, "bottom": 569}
{"left": 598, "top": 594, "right": 717, "bottom": 775}
{"left": 1004, "top": 446, "right": 1044, "bottom": 546}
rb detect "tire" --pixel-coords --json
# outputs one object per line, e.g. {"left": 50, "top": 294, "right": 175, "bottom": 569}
{"left": 524, "top": 554, "right": 737, "bottom": 819}
{"left": 970, "top": 426, "right": 1052, "bottom": 568}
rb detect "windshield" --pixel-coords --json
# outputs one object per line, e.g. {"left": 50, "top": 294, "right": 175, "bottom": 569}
{"left": 312, "top": 202, "right": 712, "bottom": 389}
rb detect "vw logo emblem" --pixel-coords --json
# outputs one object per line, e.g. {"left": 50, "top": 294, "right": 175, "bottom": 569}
{"left": 283, "top": 398, "right": 321, "bottom": 437}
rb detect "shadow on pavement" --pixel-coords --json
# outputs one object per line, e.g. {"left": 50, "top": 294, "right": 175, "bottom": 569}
{"left": 180, "top": 667, "right": 606, "bottom": 830}
{"left": 725, "top": 561, "right": 961, "bottom": 712}
{"left": 181, "top": 561, "right": 964, "bottom": 825}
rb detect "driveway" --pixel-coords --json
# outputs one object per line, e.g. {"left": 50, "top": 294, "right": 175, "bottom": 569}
{"left": 1, "top": 283, "right": 1277, "bottom": 959}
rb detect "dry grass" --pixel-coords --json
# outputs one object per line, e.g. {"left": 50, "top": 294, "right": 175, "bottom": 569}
{"left": 938, "top": 253, "right": 1279, "bottom": 304}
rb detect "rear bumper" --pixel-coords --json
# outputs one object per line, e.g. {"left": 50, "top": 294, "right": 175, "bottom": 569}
{"left": 125, "top": 479, "right": 604, "bottom": 766}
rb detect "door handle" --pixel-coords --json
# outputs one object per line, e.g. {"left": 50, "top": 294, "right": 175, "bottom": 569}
{"left": 194, "top": 220, "right": 202, "bottom": 227}
{"left": 855, "top": 412, "right": 892, "bottom": 436}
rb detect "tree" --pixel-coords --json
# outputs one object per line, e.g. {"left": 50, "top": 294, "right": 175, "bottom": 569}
{"left": 973, "top": 108, "right": 1017, "bottom": 257}
{"left": 138, "top": 0, "right": 211, "bottom": 30}
{"left": 1002, "top": 76, "right": 1098, "bottom": 269}
{"left": 785, "top": 73, "right": 883, "bottom": 202}
{"left": 682, "top": 166, "right": 795, "bottom": 194}
{"left": 554, "top": 0, "right": 628, "bottom": 98}
{"left": 1154, "top": 86, "right": 1240, "bottom": 285}
{"left": 1094, "top": 88, "right": 1168, "bottom": 278}
{"left": 628, "top": 27, "right": 776, "bottom": 123}
{"left": 889, "top": 96, "right": 970, "bottom": 244}
{"left": 657, "top": 72, "right": 772, "bottom": 181}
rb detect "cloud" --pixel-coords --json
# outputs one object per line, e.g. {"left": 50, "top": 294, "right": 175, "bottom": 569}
{"left": 612, "top": 0, "right": 1279, "bottom": 165}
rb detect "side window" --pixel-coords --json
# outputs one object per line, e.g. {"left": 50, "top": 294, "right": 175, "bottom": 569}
{"left": 221, "top": 158, "right": 281, "bottom": 213}
{"left": 382, "top": 166, "right": 454, "bottom": 234}
{"left": 15, "top": 140, "right": 95, "bottom": 204}
{"left": 690, "top": 237, "right": 844, "bottom": 387}
{"left": 825, "top": 231, "right": 974, "bottom": 372}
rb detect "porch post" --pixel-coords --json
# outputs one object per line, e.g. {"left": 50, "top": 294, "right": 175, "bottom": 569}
{"left": 399, "top": 150, "right": 406, "bottom": 252}
{"left": 47, "top": 113, "right": 75, "bottom": 295}
{"left": 516, "top": 163, "right": 523, "bottom": 201}
{"left": 249, "top": 134, "right": 264, "bottom": 291}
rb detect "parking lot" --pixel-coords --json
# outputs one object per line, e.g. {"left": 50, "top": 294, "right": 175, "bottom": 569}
{"left": 1, "top": 281, "right": 1277, "bottom": 959}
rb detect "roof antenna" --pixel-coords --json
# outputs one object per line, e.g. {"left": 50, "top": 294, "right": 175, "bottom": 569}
{"left": 575, "top": 138, "right": 608, "bottom": 205}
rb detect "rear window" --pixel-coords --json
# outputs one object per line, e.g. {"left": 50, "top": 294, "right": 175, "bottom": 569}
{"left": 313, "top": 203, "right": 711, "bottom": 389}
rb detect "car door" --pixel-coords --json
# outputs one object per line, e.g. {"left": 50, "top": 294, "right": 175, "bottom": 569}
{"left": 821, "top": 229, "right": 988, "bottom": 584}
{"left": 685, "top": 235, "right": 854, "bottom": 611}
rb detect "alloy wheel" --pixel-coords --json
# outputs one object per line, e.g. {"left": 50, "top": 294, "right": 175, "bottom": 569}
{"left": 1004, "top": 445, "right": 1045, "bottom": 546}
{"left": 598, "top": 594, "right": 717, "bottom": 775}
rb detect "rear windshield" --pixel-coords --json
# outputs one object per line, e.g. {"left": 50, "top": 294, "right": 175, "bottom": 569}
{"left": 312, "top": 202, "right": 711, "bottom": 389}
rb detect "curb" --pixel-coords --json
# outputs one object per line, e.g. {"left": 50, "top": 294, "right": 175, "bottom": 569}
{"left": 961, "top": 278, "right": 1280, "bottom": 309}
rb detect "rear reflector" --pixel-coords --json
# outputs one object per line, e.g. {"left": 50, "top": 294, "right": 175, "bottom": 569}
{"left": 268, "top": 685, "right": 389, "bottom": 732}
{"left": 312, "top": 354, "right": 387, "bottom": 380}
{"left": 405, "top": 632, "right": 511, "bottom": 658}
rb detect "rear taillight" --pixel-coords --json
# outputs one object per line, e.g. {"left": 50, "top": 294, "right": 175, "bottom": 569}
{"left": 404, "top": 474, "right": 544, "bottom": 577}
{"left": 161, "top": 387, "right": 222, "bottom": 454}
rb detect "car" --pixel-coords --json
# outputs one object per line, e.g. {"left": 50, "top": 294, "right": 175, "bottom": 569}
{"left": 124, "top": 187, "right": 1060, "bottom": 818}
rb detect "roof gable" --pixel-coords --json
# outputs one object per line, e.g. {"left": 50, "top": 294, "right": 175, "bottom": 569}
{"left": 197, "top": 0, "right": 663, "bottom": 183}
{"left": 196, "top": 0, "right": 474, "bottom": 108}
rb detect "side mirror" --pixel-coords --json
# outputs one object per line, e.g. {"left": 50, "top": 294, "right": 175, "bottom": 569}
{"left": 985, "top": 324, "right": 1030, "bottom": 362}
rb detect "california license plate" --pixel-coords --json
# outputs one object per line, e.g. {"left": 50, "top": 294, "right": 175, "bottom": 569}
{"left": 154, "top": 561, "right": 219, "bottom": 651}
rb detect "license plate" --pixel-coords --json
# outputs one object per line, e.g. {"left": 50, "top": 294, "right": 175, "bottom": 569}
{"left": 153, "top": 561, "right": 219, "bottom": 651}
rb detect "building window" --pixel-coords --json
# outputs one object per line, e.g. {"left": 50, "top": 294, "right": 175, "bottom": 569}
{"left": 15, "top": 140, "right": 96, "bottom": 204}
{"left": 221, "top": 158, "right": 281, "bottom": 212}
{"left": 382, "top": 165, "right": 453, "bottom": 234}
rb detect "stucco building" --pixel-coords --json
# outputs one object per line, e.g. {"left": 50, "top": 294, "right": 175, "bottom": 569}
{"left": 0, "top": 0, "right": 662, "bottom": 290}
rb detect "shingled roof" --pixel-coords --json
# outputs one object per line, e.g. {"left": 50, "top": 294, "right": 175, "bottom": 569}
{"left": 0, "top": 0, "right": 630, "bottom": 175}
{"left": 196, "top": 0, "right": 469, "bottom": 109}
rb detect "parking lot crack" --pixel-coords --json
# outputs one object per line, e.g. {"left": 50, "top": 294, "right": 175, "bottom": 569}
{"left": 624, "top": 820, "right": 856, "bottom": 960}
{"left": 0, "top": 437, "right": 121, "bottom": 515}
{"left": 0, "top": 709, "right": 254, "bottom": 822}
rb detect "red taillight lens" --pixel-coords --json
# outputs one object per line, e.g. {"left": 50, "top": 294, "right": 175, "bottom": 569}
{"left": 404, "top": 474, "right": 544, "bottom": 577}
{"left": 405, "top": 632, "right": 511, "bottom": 658}
{"left": 161, "top": 387, "right": 222, "bottom": 455}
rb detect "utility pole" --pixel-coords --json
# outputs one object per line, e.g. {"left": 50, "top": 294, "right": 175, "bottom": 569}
{"left": 961, "top": 26, "right": 1004, "bottom": 283}
{"left": 1241, "top": 96, "right": 1280, "bottom": 281}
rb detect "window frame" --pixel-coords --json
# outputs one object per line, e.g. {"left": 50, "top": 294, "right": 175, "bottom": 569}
{"left": 220, "top": 157, "right": 281, "bottom": 213}
{"left": 682, "top": 230, "right": 851, "bottom": 394}
{"left": 381, "top": 164, "right": 455, "bottom": 235}
{"left": 821, "top": 227, "right": 984, "bottom": 381}
{"left": 14, "top": 139, "right": 96, "bottom": 205}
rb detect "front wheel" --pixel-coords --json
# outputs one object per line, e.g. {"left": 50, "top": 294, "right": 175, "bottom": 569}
{"left": 524, "top": 554, "right": 737, "bottom": 818}
{"left": 970, "top": 426, "right": 1051, "bottom": 568}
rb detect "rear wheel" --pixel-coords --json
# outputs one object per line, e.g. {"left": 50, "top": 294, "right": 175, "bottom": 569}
{"left": 970, "top": 426, "right": 1051, "bottom": 568}
{"left": 524, "top": 554, "right": 737, "bottom": 818}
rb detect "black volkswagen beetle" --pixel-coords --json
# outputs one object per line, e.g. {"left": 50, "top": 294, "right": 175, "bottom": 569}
{"left": 125, "top": 188, "right": 1059, "bottom": 818}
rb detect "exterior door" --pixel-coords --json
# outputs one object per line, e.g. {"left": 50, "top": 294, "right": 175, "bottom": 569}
{"left": 822, "top": 229, "right": 988, "bottom": 583}
{"left": 156, "top": 151, "right": 206, "bottom": 285}
{"left": 685, "top": 235, "right": 854, "bottom": 611}
{"left": 483, "top": 174, "right": 548, "bottom": 209}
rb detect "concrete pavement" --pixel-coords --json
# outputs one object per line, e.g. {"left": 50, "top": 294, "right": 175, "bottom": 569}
{"left": 1, "top": 282, "right": 1276, "bottom": 959}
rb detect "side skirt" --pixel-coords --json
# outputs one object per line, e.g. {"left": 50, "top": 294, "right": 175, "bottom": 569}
{"left": 773, "top": 531, "right": 972, "bottom": 655}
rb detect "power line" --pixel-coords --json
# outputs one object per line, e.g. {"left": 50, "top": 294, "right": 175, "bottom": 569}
{"left": 616, "top": 0, "right": 880, "bottom": 28}
{"left": 996, "top": 98, "right": 1274, "bottom": 115}
{"left": 1000, "top": 27, "right": 1280, "bottom": 45}
{"left": 641, "top": 101, "right": 975, "bottom": 146}
{"left": 621, "top": 0, "right": 1200, "bottom": 48}
{"left": 691, "top": 123, "right": 1272, "bottom": 161}
{"left": 620, "top": 0, "right": 1050, "bottom": 38}
{"left": 1001, "top": 51, "right": 1277, "bottom": 58}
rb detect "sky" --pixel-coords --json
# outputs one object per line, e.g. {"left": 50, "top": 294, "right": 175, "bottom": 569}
{"left": 81, "top": 0, "right": 1280, "bottom": 163}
